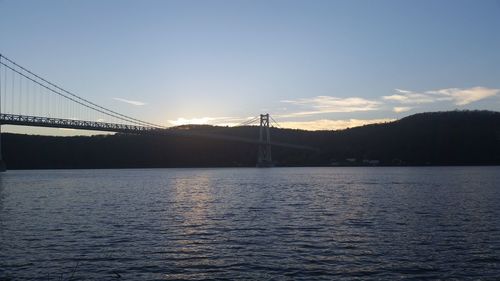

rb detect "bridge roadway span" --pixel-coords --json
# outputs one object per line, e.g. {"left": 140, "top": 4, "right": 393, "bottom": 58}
{"left": 0, "top": 113, "right": 317, "bottom": 151}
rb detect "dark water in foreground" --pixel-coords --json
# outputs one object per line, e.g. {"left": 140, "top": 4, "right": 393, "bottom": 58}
{"left": 0, "top": 167, "right": 499, "bottom": 280}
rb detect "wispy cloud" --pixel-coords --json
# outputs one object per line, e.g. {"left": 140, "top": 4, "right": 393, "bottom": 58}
{"left": 168, "top": 86, "right": 498, "bottom": 130}
{"left": 383, "top": 87, "right": 499, "bottom": 106}
{"left": 394, "top": 88, "right": 413, "bottom": 94}
{"left": 169, "top": 116, "right": 394, "bottom": 130}
{"left": 383, "top": 91, "right": 438, "bottom": 104}
{"left": 393, "top": 106, "right": 412, "bottom": 113}
{"left": 168, "top": 116, "right": 256, "bottom": 126}
{"left": 279, "top": 96, "right": 381, "bottom": 117}
{"left": 113, "top": 97, "right": 147, "bottom": 106}
{"left": 427, "top": 87, "right": 499, "bottom": 106}
{"left": 279, "top": 118, "right": 395, "bottom": 131}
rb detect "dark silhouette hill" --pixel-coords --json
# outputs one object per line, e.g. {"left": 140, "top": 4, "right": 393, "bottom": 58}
{"left": 3, "top": 110, "right": 500, "bottom": 169}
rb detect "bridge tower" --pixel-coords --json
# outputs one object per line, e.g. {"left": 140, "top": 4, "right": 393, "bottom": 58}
{"left": 257, "top": 113, "right": 273, "bottom": 167}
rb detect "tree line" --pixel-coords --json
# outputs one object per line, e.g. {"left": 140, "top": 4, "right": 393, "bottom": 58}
{"left": 3, "top": 110, "right": 500, "bottom": 169}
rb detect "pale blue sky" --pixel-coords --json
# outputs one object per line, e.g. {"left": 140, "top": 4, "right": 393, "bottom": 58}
{"left": 1, "top": 0, "right": 499, "bottom": 133}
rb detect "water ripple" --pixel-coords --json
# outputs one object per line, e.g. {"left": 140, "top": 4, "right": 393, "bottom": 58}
{"left": 0, "top": 167, "right": 499, "bottom": 280}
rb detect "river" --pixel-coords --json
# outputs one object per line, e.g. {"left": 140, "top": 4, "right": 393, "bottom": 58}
{"left": 1, "top": 167, "right": 499, "bottom": 280}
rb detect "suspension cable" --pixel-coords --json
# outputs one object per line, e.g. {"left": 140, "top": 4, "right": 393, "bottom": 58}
{"left": 0, "top": 61, "right": 158, "bottom": 127}
{"left": 236, "top": 116, "right": 260, "bottom": 127}
{"left": 0, "top": 55, "right": 164, "bottom": 128}
{"left": 270, "top": 115, "right": 282, "bottom": 128}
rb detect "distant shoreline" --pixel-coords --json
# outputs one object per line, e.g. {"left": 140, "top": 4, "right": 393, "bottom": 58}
{"left": 3, "top": 164, "right": 500, "bottom": 172}
{"left": 2, "top": 111, "right": 500, "bottom": 169}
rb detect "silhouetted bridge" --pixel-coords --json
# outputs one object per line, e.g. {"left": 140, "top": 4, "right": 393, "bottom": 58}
{"left": 0, "top": 54, "right": 316, "bottom": 170}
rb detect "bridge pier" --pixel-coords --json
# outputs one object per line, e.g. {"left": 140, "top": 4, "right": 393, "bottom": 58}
{"left": 0, "top": 125, "right": 5, "bottom": 172}
{"left": 257, "top": 113, "right": 274, "bottom": 167}
{"left": 0, "top": 55, "right": 4, "bottom": 172}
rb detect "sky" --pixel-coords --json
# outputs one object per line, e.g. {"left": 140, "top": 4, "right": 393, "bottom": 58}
{"left": 0, "top": 0, "right": 499, "bottom": 134}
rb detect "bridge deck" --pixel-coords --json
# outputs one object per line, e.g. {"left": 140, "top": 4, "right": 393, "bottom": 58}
{"left": 0, "top": 113, "right": 155, "bottom": 134}
{"left": 0, "top": 113, "right": 318, "bottom": 151}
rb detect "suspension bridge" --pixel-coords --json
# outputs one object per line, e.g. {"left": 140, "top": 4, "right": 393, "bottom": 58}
{"left": 0, "top": 54, "right": 315, "bottom": 170}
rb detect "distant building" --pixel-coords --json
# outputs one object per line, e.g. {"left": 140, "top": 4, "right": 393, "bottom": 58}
{"left": 391, "top": 159, "right": 403, "bottom": 165}
{"left": 362, "top": 159, "right": 380, "bottom": 166}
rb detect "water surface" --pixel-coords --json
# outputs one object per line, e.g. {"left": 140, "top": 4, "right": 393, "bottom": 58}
{"left": 1, "top": 167, "right": 499, "bottom": 280}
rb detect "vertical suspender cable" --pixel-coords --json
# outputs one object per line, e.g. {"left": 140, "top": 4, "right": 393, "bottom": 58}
{"left": 2, "top": 55, "right": 162, "bottom": 128}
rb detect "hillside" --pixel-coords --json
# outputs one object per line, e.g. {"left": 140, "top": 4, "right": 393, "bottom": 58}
{"left": 2, "top": 110, "right": 500, "bottom": 169}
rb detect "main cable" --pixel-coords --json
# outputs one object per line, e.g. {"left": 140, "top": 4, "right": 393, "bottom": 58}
{"left": 0, "top": 55, "right": 164, "bottom": 128}
{"left": 0, "top": 62, "right": 155, "bottom": 127}
{"left": 270, "top": 115, "right": 282, "bottom": 129}
{"left": 236, "top": 116, "right": 260, "bottom": 127}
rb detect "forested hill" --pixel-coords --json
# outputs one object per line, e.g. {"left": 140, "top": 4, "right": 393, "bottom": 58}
{"left": 3, "top": 110, "right": 500, "bottom": 169}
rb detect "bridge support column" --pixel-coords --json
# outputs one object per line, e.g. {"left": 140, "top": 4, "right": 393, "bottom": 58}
{"left": 0, "top": 125, "right": 5, "bottom": 172}
{"left": 257, "top": 113, "right": 273, "bottom": 167}
{"left": 0, "top": 54, "right": 4, "bottom": 172}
